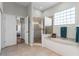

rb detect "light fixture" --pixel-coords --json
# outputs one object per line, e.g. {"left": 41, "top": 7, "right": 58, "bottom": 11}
{"left": 40, "top": 6, "right": 43, "bottom": 9}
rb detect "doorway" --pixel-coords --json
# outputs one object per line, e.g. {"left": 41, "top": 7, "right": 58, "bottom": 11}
{"left": 34, "top": 24, "right": 41, "bottom": 43}
{"left": 33, "top": 17, "right": 41, "bottom": 43}
{"left": 16, "top": 17, "right": 25, "bottom": 44}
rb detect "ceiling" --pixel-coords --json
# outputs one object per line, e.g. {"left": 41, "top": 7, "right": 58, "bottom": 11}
{"left": 32, "top": 2, "right": 59, "bottom": 11}
{"left": 16, "top": 2, "right": 30, "bottom": 7}
{"left": 16, "top": 2, "right": 59, "bottom": 11}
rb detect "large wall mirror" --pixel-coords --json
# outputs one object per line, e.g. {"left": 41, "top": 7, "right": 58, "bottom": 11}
{"left": 43, "top": 16, "right": 53, "bottom": 34}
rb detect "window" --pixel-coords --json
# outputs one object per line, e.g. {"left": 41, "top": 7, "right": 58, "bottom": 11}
{"left": 54, "top": 7, "right": 75, "bottom": 25}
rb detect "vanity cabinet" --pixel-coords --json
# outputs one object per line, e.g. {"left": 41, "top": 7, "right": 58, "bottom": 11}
{"left": 42, "top": 34, "right": 79, "bottom": 56}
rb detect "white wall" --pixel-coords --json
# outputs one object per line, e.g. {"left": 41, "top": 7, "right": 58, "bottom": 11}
{"left": 0, "top": 2, "right": 3, "bottom": 52}
{"left": 0, "top": 9, "right": 1, "bottom": 52}
{"left": 0, "top": 2, "right": 3, "bottom": 12}
{"left": 0, "top": 2, "right": 42, "bottom": 48}
{"left": 27, "top": 3, "right": 33, "bottom": 46}
{"left": 32, "top": 8, "right": 42, "bottom": 17}
{"left": 3, "top": 2, "right": 28, "bottom": 17}
{"left": 27, "top": 3, "right": 43, "bottom": 45}
{"left": 2, "top": 2, "right": 43, "bottom": 46}
{"left": 43, "top": 2, "right": 79, "bottom": 41}
{"left": 1, "top": 14, "right": 5, "bottom": 48}
{"left": 1, "top": 2, "right": 28, "bottom": 47}
{"left": 4, "top": 14, "right": 16, "bottom": 47}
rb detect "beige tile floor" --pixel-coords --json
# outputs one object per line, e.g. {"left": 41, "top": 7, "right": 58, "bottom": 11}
{"left": 0, "top": 43, "right": 60, "bottom": 56}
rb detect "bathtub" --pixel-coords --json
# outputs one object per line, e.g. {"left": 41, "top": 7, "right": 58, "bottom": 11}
{"left": 42, "top": 34, "right": 79, "bottom": 56}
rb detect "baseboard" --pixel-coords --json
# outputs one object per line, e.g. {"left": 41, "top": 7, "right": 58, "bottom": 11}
{"left": 2, "top": 43, "right": 17, "bottom": 49}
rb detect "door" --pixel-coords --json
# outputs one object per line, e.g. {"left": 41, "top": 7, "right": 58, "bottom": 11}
{"left": 61, "top": 27, "right": 67, "bottom": 38}
{"left": 25, "top": 17, "right": 28, "bottom": 44}
{"left": 76, "top": 27, "right": 79, "bottom": 42}
{"left": 0, "top": 10, "right": 1, "bottom": 52}
{"left": 34, "top": 24, "right": 41, "bottom": 43}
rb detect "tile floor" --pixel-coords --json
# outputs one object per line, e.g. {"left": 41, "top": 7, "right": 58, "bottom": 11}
{"left": 0, "top": 43, "right": 60, "bottom": 56}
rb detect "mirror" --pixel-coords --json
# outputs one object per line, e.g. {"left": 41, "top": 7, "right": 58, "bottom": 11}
{"left": 43, "top": 16, "right": 53, "bottom": 34}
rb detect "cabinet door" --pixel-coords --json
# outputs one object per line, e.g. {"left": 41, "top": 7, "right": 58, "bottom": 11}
{"left": 61, "top": 27, "right": 67, "bottom": 38}
{"left": 76, "top": 27, "right": 79, "bottom": 42}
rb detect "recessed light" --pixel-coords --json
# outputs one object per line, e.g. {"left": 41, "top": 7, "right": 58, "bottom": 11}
{"left": 40, "top": 6, "right": 43, "bottom": 9}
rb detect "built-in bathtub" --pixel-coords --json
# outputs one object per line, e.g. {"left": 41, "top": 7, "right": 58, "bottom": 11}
{"left": 42, "top": 34, "right": 79, "bottom": 56}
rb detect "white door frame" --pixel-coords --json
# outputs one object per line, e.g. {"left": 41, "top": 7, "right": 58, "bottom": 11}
{"left": 24, "top": 16, "right": 29, "bottom": 44}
